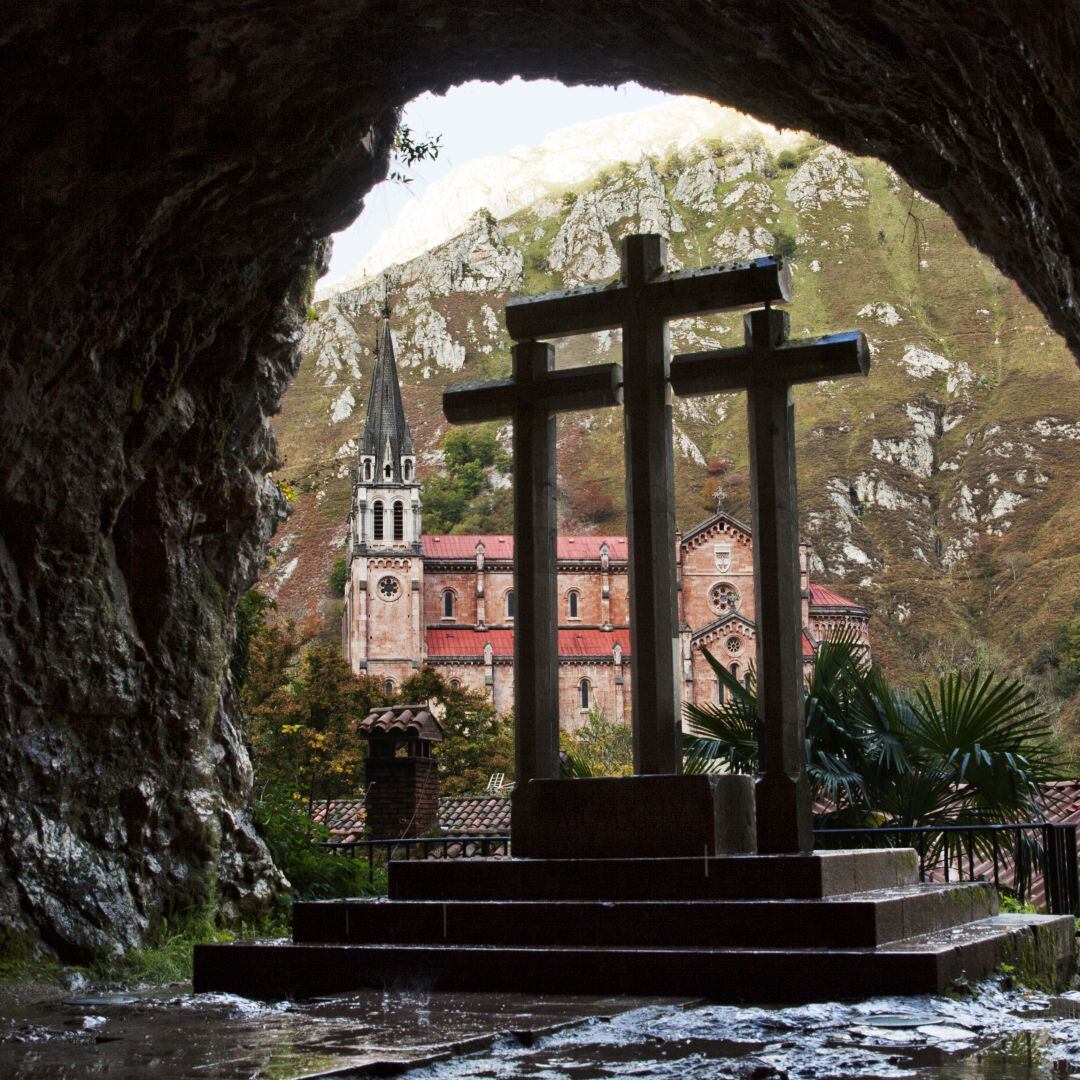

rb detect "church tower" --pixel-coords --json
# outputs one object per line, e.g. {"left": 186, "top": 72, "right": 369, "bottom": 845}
{"left": 342, "top": 308, "right": 424, "bottom": 691}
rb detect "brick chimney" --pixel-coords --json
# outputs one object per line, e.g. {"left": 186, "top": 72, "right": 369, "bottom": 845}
{"left": 359, "top": 704, "right": 443, "bottom": 839}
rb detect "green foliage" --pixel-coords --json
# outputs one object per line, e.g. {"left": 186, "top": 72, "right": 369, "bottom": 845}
{"left": 230, "top": 590, "right": 273, "bottom": 690}
{"left": 422, "top": 424, "right": 512, "bottom": 534}
{"left": 772, "top": 229, "right": 798, "bottom": 261}
{"left": 328, "top": 556, "right": 348, "bottom": 597}
{"left": 278, "top": 480, "right": 298, "bottom": 504}
{"left": 89, "top": 910, "right": 251, "bottom": 987}
{"left": 561, "top": 709, "right": 633, "bottom": 777}
{"left": 244, "top": 619, "right": 389, "bottom": 801}
{"left": 254, "top": 783, "right": 385, "bottom": 900}
{"left": 999, "top": 895, "right": 1038, "bottom": 915}
{"left": 1030, "top": 596, "right": 1080, "bottom": 699}
{"left": 776, "top": 149, "right": 799, "bottom": 170}
{"left": 400, "top": 667, "right": 514, "bottom": 796}
{"left": 685, "top": 631, "right": 1066, "bottom": 833}
{"left": 702, "top": 137, "right": 732, "bottom": 159}
{"left": 388, "top": 124, "right": 442, "bottom": 184}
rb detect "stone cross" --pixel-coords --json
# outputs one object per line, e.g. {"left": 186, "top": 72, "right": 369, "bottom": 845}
{"left": 443, "top": 344, "right": 622, "bottom": 782}
{"left": 447, "top": 234, "right": 789, "bottom": 778}
{"left": 670, "top": 307, "right": 869, "bottom": 852}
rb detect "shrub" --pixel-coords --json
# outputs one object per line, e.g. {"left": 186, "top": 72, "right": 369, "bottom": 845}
{"left": 327, "top": 556, "right": 348, "bottom": 597}
{"left": 255, "top": 783, "right": 385, "bottom": 900}
{"left": 772, "top": 230, "right": 798, "bottom": 261}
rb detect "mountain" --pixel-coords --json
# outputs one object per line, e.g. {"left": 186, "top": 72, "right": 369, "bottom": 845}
{"left": 269, "top": 104, "right": 1080, "bottom": 732}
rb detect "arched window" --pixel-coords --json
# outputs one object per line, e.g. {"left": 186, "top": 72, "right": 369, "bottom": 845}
{"left": 372, "top": 501, "right": 384, "bottom": 540}
{"left": 730, "top": 662, "right": 739, "bottom": 682}
{"left": 505, "top": 590, "right": 515, "bottom": 619}
{"left": 384, "top": 679, "right": 394, "bottom": 695}
{"left": 449, "top": 678, "right": 461, "bottom": 690}
{"left": 384, "top": 462, "right": 392, "bottom": 479}
{"left": 567, "top": 590, "right": 580, "bottom": 620}
{"left": 744, "top": 672, "right": 752, "bottom": 690}
{"left": 393, "top": 500, "right": 404, "bottom": 540}
{"left": 716, "top": 681, "right": 725, "bottom": 705}
{"left": 442, "top": 590, "right": 455, "bottom": 619}
{"left": 364, "top": 460, "right": 372, "bottom": 481}
{"left": 579, "top": 679, "right": 590, "bottom": 710}
{"left": 403, "top": 460, "right": 412, "bottom": 480}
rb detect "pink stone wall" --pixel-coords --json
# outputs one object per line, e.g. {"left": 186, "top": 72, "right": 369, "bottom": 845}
{"left": 679, "top": 520, "right": 757, "bottom": 629}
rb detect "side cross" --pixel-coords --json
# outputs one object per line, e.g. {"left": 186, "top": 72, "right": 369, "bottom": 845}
{"left": 443, "top": 345, "right": 621, "bottom": 782}
{"left": 671, "top": 307, "right": 870, "bottom": 852}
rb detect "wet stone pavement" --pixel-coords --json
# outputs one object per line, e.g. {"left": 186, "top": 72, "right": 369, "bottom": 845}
{"left": 2, "top": 979, "right": 1080, "bottom": 1078}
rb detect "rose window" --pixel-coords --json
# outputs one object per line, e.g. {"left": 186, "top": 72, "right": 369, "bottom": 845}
{"left": 708, "top": 582, "right": 740, "bottom": 615}
{"left": 378, "top": 576, "right": 401, "bottom": 601}
{"left": 726, "top": 635, "right": 742, "bottom": 655}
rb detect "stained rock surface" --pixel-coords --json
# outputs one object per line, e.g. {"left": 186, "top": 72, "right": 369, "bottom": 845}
{"left": 2, "top": 2, "right": 1079, "bottom": 955}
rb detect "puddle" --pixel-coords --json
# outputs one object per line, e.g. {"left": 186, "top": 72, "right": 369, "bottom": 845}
{"left": 1, "top": 981, "right": 1078, "bottom": 1078}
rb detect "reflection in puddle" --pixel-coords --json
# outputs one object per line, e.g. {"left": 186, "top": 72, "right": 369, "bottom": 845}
{"left": 0, "top": 982, "right": 1078, "bottom": 1078}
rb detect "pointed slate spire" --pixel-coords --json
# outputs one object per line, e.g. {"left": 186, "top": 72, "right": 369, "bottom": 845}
{"left": 361, "top": 306, "right": 414, "bottom": 484}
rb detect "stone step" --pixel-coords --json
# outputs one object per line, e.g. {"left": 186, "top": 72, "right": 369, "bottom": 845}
{"left": 293, "top": 883, "right": 997, "bottom": 949}
{"left": 388, "top": 848, "right": 918, "bottom": 902}
{"left": 193, "top": 914, "right": 1073, "bottom": 1001}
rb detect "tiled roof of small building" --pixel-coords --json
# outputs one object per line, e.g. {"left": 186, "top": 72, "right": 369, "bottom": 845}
{"left": 311, "top": 795, "right": 511, "bottom": 841}
{"left": 426, "top": 627, "right": 631, "bottom": 658}
{"left": 359, "top": 704, "right": 443, "bottom": 742}
{"left": 802, "top": 631, "right": 815, "bottom": 657}
{"left": 438, "top": 795, "right": 512, "bottom": 835}
{"left": 311, "top": 798, "right": 366, "bottom": 843}
{"left": 422, "top": 535, "right": 629, "bottom": 561}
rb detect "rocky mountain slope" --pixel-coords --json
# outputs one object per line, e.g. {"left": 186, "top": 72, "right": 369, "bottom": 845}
{"left": 271, "top": 110, "right": 1080, "bottom": 729}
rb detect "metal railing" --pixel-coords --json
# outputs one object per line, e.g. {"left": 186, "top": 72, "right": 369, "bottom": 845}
{"left": 813, "top": 822, "right": 1080, "bottom": 915}
{"left": 326, "top": 834, "right": 511, "bottom": 873}
{"left": 323, "top": 823, "right": 1079, "bottom": 915}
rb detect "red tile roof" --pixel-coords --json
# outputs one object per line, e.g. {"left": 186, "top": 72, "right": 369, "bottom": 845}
{"left": 311, "top": 795, "right": 511, "bottom": 841}
{"left": 311, "top": 799, "right": 366, "bottom": 844}
{"left": 422, "top": 534, "right": 629, "bottom": 561}
{"left": 438, "top": 795, "right": 512, "bottom": 835}
{"left": 802, "top": 631, "right": 815, "bottom": 657}
{"left": 809, "top": 584, "right": 860, "bottom": 607}
{"left": 426, "top": 628, "right": 515, "bottom": 657}
{"left": 426, "top": 627, "right": 630, "bottom": 658}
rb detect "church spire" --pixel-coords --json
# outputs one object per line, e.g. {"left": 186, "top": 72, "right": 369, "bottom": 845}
{"left": 361, "top": 306, "right": 414, "bottom": 484}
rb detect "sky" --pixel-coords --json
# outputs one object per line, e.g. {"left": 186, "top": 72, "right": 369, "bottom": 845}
{"left": 322, "top": 79, "right": 678, "bottom": 289}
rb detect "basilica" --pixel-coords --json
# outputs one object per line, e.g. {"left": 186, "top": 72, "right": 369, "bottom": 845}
{"left": 341, "top": 313, "right": 871, "bottom": 728}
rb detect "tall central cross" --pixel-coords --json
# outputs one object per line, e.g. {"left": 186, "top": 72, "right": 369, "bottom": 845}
{"left": 445, "top": 234, "right": 789, "bottom": 778}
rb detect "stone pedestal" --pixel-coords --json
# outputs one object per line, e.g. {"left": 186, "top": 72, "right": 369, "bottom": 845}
{"left": 364, "top": 757, "right": 439, "bottom": 838}
{"left": 510, "top": 775, "right": 756, "bottom": 858}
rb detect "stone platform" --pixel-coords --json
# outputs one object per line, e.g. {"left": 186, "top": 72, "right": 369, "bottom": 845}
{"left": 193, "top": 848, "right": 1074, "bottom": 1001}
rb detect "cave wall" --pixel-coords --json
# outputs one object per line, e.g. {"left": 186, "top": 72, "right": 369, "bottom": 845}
{"left": 2, "top": 1, "right": 1078, "bottom": 956}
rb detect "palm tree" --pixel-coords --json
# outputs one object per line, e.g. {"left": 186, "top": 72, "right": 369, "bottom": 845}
{"left": 684, "top": 631, "right": 1066, "bottom": 831}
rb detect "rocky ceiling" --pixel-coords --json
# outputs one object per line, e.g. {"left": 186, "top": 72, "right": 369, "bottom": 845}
{"left": 1, "top": 2, "right": 1077, "bottom": 955}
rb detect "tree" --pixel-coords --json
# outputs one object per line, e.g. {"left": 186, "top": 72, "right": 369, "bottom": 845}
{"left": 561, "top": 709, "right": 633, "bottom": 777}
{"left": 684, "top": 631, "right": 1066, "bottom": 831}
{"left": 244, "top": 621, "right": 389, "bottom": 804}
{"left": 399, "top": 667, "right": 514, "bottom": 796}
{"left": 422, "top": 425, "right": 512, "bottom": 534}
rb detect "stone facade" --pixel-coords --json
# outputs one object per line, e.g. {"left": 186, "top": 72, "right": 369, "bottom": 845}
{"left": 343, "top": 315, "right": 871, "bottom": 729}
